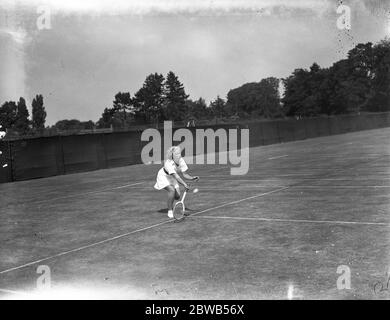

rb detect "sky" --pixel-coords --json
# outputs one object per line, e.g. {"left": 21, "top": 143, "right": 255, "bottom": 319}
{"left": 0, "top": 0, "right": 389, "bottom": 125}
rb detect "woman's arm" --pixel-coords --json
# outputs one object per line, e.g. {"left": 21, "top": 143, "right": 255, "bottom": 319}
{"left": 173, "top": 173, "right": 190, "bottom": 189}
{"left": 182, "top": 172, "right": 199, "bottom": 181}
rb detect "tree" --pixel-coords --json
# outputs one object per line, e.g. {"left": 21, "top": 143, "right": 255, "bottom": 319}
{"left": 338, "top": 43, "right": 373, "bottom": 113}
{"left": 96, "top": 92, "right": 135, "bottom": 129}
{"left": 82, "top": 120, "right": 95, "bottom": 130}
{"left": 209, "top": 96, "right": 226, "bottom": 118}
{"left": 54, "top": 119, "right": 82, "bottom": 131}
{"left": 163, "top": 71, "right": 189, "bottom": 121}
{"left": 31, "top": 94, "right": 46, "bottom": 131}
{"left": 282, "top": 69, "right": 308, "bottom": 117}
{"left": 326, "top": 60, "right": 355, "bottom": 114}
{"left": 185, "top": 97, "right": 209, "bottom": 120}
{"left": 227, "top": 77, "right": 281, "bottom": 118}
{"left": 322, "top": 44, "right": 374, "bottom": 115}
{"left": 113, "top": 92, "right": 134, "bottom": 124}
{"left": 255, "top": 77, "right": 283, "bottom": 118}
{"left": 283, "top": 64, "right": 324, "bottom": 117}
{"left": 0, "top": 101, "right": 17, "bottom": 130}
{"left": 97, "top": 107, "right": 116, "bottom": 128}
{"left": 133, "top": 73, "right": 165, "bottom": 125}
{"left": 15, "top": 97, "right": 30, "bottom": 134}
{"left": 53, "top": 119, "right": 95, "bottom": 131}
{"left": 283, "top": 42, "right": 383, "bottom": 117}
{"left": 365, "top": 39, "right": 390, "bottom": 112}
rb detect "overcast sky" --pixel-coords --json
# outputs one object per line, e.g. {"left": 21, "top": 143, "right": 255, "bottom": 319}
{"left": 0, "top": 0, "right": 389, "bottom": 124}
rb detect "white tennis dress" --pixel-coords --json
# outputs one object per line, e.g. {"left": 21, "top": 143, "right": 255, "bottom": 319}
{"left": 154, "top": 158, "right": 188, "bottom": 190}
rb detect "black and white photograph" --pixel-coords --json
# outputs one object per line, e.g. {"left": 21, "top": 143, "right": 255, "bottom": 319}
{"left": 0, "top": 0, "right": 390, "bottom": 305}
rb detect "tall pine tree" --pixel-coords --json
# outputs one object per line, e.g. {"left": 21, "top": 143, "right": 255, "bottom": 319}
{"left": 113, "top": 92, "right": 134, "bottom": 119}
{"left": 32, "top": 94, "right": 47, "bottom": 131}
{"left": 134, "top": 73, "right": 165, "bottom": 125}
{"left": 163, "top": 71, "right": 189, "bottom": 121}
{"left": 15, "top": 97, "right": 30, "bottom": 134}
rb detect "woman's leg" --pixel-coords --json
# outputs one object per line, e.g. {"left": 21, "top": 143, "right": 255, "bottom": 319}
{"left": 164, "top": 185, "right": 179, "bottom": 211}
{"left": 174, "top": 187, "right": 181, "bottom": 200}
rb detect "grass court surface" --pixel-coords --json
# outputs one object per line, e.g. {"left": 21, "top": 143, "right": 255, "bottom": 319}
{"left": 0, "top": 127, "right": 389, "bottom": 299}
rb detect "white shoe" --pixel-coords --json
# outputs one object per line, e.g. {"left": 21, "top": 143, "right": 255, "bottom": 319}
{"left": 168, "top": 211, "right": 173, "bottom": 218}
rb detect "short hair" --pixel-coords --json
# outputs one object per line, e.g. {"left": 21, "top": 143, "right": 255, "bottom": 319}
{"left": 165, "top": 146, "right": 181, "bottom": 161}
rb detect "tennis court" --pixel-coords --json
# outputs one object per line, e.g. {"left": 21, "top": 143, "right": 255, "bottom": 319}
{"left": 0, "top": 127, "right": 389, "bottom": 299}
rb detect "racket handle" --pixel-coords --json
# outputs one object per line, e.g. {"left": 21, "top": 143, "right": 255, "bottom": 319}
{"left": 181, "top": 190, "right": 187, "bottom": 202}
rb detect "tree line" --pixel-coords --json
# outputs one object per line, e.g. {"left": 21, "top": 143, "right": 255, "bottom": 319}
{"left": 0, "top": 95, "right": 47, "bottom": 136}
{"left": 1, "top": 38, "right": 388, "bottom": 135}
{"left": 96, "top": 72, "right": 284, "bottom": 129}
{"left": 95, "top": 39, "right": 389, "bottom": 128}
{"left": 283, "top": 39, "right": 390, "bottom": 117}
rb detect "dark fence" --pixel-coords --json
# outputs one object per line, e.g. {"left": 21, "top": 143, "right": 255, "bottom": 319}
{"left": 1, "top": 112, "right": 390, "bottom": 183}
{"left": 0, "top": 140, "right": 11, "bottom": 183}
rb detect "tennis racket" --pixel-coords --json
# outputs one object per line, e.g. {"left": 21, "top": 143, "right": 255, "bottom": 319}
{"left": 173, "top": 189, "right": 187, "bottom": 222}
{"left": 173, "top": 177, "right": 199, "bottom": 222}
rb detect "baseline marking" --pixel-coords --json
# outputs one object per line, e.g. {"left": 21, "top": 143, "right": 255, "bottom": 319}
{"left": 191, "top": 215, "right": 390, "bottom": 226}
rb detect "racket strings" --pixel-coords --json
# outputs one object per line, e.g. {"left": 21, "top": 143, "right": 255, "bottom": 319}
{"left": 173, "top": 202, "right": 185, "bottom": 221}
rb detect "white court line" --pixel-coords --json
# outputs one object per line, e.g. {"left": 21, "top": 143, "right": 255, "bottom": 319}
{"left": 268, "top": 155, "right": 288, "bottom": 160}
{"left": 188, "top": 186, "right": 290, "bottom": 217}
{"left": 0, "top": 219, "right": 170, "bottom": 275}
{"left": 296, "top": 185, "right": 390, "bottom": 188}
{"left": 111, "top": 182, "right": 145, "bottom": 190}
{"left": 207, "top": 177, "right": 390, "bottom": 181}
{"left": 191, "top": 215, "right": 390, "bottom": 227}
{"left": 206, "top": 173, "right": 316, "bottom": 178}
{"left": 32, "top": 182, "right": 145, "bottom": 204}
{"left": 0, "top": 288, "right": 30, "bottom": 296}
{"left": 0, "top": 186, "right": 289, "bottom": 275}
{"left": 127, "top": 184, "right": 390, "bottom": 190}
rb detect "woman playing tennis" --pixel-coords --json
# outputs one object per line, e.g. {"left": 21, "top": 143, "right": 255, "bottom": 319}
{"left": 154, "top": 146, "right": 199, "bottom": 218}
